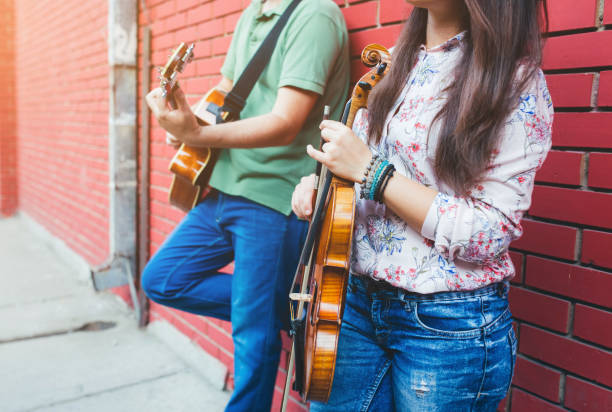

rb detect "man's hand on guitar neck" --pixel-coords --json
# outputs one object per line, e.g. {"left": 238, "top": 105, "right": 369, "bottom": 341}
{"left": 147, "top": 85, "right": 201, "bottom": 145}
{"left": 159, "top": 77, "right": 233, "bottom": 150}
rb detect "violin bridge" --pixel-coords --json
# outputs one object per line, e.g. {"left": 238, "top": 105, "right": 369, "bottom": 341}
{"left": 289, "top": 293, "right": 313, "bottom": 302}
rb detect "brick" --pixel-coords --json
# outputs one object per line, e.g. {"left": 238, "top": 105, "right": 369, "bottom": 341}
{"left": 530, "top": 186, "right": 612, "bottom": 230}
{"left": 349, "top": 25, "right": 402, "bottom": 57}
{"left": 380, "top": 0, "right": 412, "bottom": 25}
{"left": 350, "top": 57, "right": 373, "bottom": 83}
{"left": 598, "top": 71, "right": 612, "bottom": 107}
{"left": 545, "top": 74, "right": 593, "bottom": 108}
{"left": 176, "top": 0, "right": 201, "bottom": 13}
{"left": 526, "top": 256, "right": 612, "bottom": 309}
{"left": 509, "top": 286, "right": 570, "bottom": 333}
{"left": 547, "top": 0, "right": 597, "bottom": 32}
{"left": 187, "top": 4, "right": 213, "bottom": 25}
{"left": 153, "top": 1, "right": 175, "bottom": 20}
{"left": 582, "top": 229, "right": 612, "bottom": 269}
{"left": 511, "top": 388, "right": 565, "bottom": 412}
{"left": 212, "top": 35, "right": 232, "bottom": 56}
{"left": 574, "top": 304, "right": 612, "bottom": 349}
{"left": 497, "top": 394, "right": 507, "bottom": 412}
{"left": 606, "top": 0, "right": 612, "bottom": 25}
{"left": 212, "top": 0, "right": 243, "bottom": 18}
{"left": 536, "top": 150, "right": 583, "bottom": 186}
{"left": 196, "top": 56, "right": 224, "bottom": 76}
{"left": 513, "top": 356, "right": 562, "bottom": 402}
{"left": 341, "top": 2, "right": 377, "bottom": 31}
{"left": 163, "top": 12, "right": 187, "bottom": 32}
{"left": 588, "top": 153, "right": 612, "bottom": 190}
{"left": 519, "top": 324, "right": 612, "bottom": 387}
{"left": 197, "top": 18, "right": 224, "bottom": 39}
{"left": 564, "top": 376, "right": 612, "bottom": 412}
{"left": 552, "top": 112, "right": 612, "bottom": 149}
{"left": 512, "top": 219, "right": 577, "bottom": 260}
{"left": 509, "top": 251, "right": 524, "bottom": 284}
{"left": 224, "top": 12, "right": 242, "bottom": 35}
{"left": 543, "top": 31, "right": 612, "bottom": 70}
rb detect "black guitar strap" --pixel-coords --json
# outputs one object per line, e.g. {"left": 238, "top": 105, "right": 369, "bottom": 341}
{"left": 219, "top": 0, "right": 302, "bottom": 121}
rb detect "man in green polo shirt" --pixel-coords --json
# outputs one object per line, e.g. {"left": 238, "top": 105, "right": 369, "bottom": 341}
{"left": 144, "top": 0, "right": 349, "bottom": 410}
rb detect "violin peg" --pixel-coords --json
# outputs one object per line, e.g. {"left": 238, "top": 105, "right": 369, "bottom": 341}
{"left": 377, "top": 63, "right": 387, "bottom": 75}
{"left": 358, "top": 81, "right": 372, "bottom": 91}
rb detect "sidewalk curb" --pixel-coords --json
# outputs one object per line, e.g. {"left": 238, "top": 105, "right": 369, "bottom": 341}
{"left": 147, "top": 321, "right": 229, "bottom": 392}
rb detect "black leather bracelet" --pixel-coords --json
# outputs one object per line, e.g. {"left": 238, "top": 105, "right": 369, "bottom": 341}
{"left": 375, "top": 166, "right": 395, "bottom": 203}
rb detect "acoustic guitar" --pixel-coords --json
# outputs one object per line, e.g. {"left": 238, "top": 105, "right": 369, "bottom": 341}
{"left": 281, "top": 44, "right": 391, "bottom": 409}
{"left": 159, "top": 43, "right": 235, "bottom": 212}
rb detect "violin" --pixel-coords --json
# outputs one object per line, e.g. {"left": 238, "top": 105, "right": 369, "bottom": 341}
{"left": 281, "top": 44, "right": 391, "bottom": 409}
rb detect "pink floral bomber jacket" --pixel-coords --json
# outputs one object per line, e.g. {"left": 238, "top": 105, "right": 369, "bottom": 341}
{"left": 351, "top": 32, "right": 554, "bottom": 294}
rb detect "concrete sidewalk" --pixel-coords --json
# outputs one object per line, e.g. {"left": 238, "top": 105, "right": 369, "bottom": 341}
{"left": 0, "top": 216, "right": 231, "bottom": 412}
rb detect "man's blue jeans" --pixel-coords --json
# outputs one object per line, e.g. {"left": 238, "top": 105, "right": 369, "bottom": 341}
{"left": 141, "top": 191, "right": 308, "bottom": 412}
{"left": 311, "top": 275, "right": 516, "bottom": 412}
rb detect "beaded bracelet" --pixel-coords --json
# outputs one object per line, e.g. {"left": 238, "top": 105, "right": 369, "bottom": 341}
{"left": 360, "top": 154, "right": 383, "bottom": 199}
{"left": 368, "top": 160, "right": 389, "bottom": 201}
{"left": 374, "top": 165, "right": 395, "bottom": 203}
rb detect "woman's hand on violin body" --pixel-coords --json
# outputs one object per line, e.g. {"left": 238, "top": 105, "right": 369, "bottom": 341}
{"left": 146, "top": 86, "right": 201, "bottom": 146}
{"left": 307, "top": 120, "right": 372, "bottom": 183}
{"left": 292, "top": 174, "right": 316, "bottom": 220}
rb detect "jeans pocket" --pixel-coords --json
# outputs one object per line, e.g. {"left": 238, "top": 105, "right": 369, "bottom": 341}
{"left": 414, "top": 298, "right": 485, "bottom": 338}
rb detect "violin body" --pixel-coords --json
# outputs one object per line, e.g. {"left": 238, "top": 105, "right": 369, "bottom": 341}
{"left": 302, "top": 177, "right": 355, "bottom": 400}
{"left": 284, "top": 44, "right": 391, "bottom": 407}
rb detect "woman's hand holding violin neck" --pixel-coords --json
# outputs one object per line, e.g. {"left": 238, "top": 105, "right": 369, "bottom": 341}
{"left": 146, "top": 86, "right": 201, "bottom": 146}
{"left": 291, "top": 174, "right": 316, "bottom": 220}
{"left": 307, "top": 120, "right": 372, "bottom": 183}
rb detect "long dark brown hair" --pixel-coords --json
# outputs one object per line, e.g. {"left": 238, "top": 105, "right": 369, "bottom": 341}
{"left": 367, "top": 0, "right": 549, "bottom": 194}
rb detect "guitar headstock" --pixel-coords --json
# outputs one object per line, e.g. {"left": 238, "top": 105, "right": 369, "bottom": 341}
{"left": 160, "top": 42, "right": 195, "bottom": 97}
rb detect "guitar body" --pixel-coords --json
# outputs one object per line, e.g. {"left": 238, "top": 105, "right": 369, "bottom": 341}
{"left": 168, "top": 88, "right": 230, "bottom": 212}
{"left": 302, "top": 176, "right": 355, "bottom": 401}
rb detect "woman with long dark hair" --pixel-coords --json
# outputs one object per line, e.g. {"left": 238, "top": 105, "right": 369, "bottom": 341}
{"left": 291, "top": 0, "right": 552, "bottom": 410}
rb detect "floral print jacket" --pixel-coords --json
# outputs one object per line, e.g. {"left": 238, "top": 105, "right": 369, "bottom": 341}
{"left": 351, "top": 32, "right": 554, "bottom": 293}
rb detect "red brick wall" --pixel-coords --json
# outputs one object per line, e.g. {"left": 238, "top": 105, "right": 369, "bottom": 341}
{"left": 14, "top": 0, "right": 110, "bottom": 265}
{"left": 0, "top": 0, "right": 17, "bottom": 216}
{"left": 505, "top": 1, "right": 612, "bottom": 410}
{"left": 142, "top": 0, "right": 610, "bottom": 411}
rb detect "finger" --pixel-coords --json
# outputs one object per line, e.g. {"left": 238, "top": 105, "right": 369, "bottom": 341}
{"left": 172, "top": 86, "right": 191, "bottom": 111}
{"left": 146, "top": 89, "right": 169, "bottom": 118}
{"left": 319, "top": 120, "right": 344, "bottom": 130}
{"left": 292, "top": 189, "right": 307, "bottom": 220}
{"left": 306, "top": 144, "right": 328, "bottom": 164}
{"left": 320, "top": 127, "right": 337, "bottom": 143}
{"left": 301, "top": 192, "right": 313, "bottom": 217}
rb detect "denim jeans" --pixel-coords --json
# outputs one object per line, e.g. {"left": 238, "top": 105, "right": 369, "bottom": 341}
{"left": 141, "top": 191, "right": 308, "bottom": 412}
{"left": 311, "top": 275, "right": 516, "bottom": 412}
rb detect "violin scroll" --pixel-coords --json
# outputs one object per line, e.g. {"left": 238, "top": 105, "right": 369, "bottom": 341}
{"left": 361, "top": 43, "right": 391, "bottom": 68}
{"left": 345, "top": 44, "right": 391, "bottom": 128}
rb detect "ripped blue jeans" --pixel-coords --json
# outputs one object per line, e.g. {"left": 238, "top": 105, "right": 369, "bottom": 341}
{"left": 310, "top": 275, "right": 516, "bottom": 412}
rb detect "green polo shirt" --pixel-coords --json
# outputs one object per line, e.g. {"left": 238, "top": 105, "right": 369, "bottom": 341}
{"left": 209, "top": 0, "right": 350, "bottom": 215}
